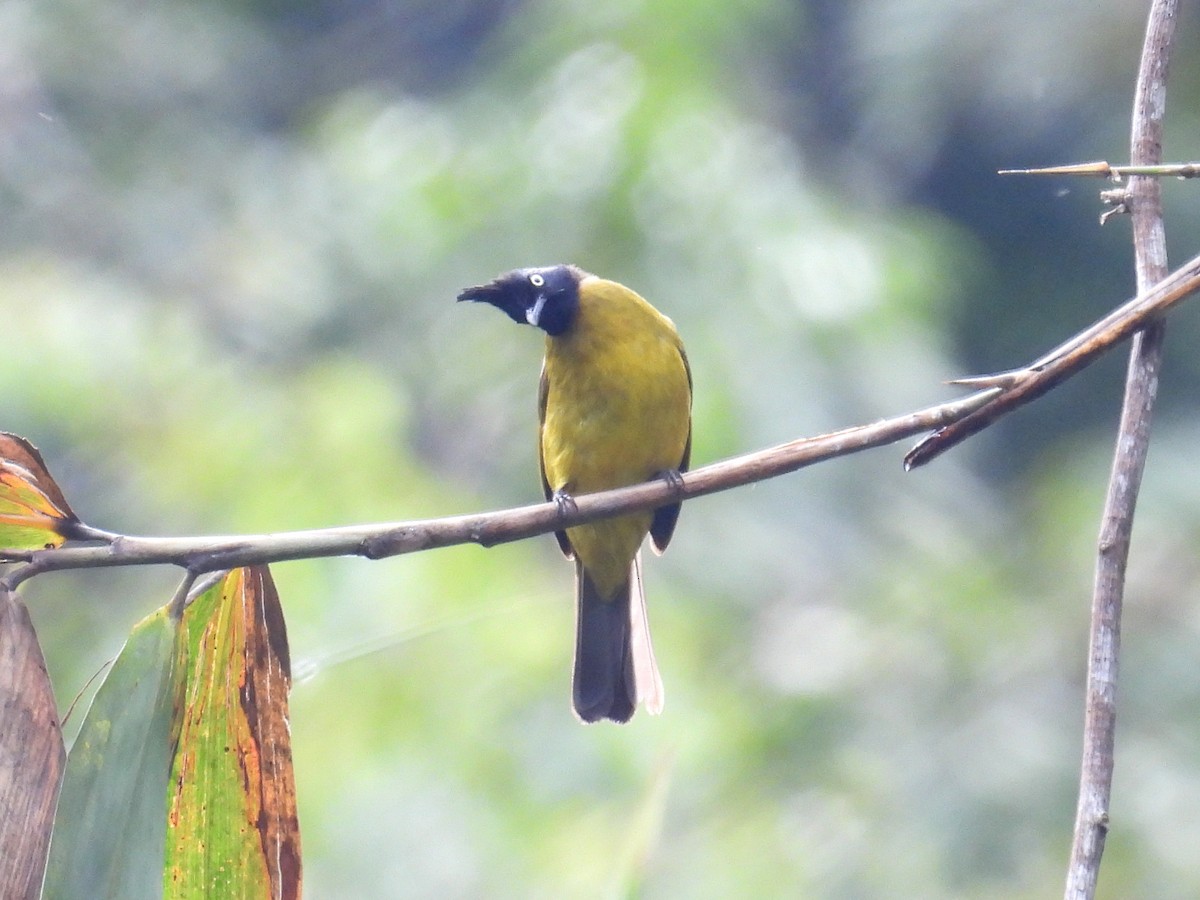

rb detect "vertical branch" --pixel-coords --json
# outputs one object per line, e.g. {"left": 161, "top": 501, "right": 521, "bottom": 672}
{"left": 1064, "top": 2, "right": 1177, "bottom": 898}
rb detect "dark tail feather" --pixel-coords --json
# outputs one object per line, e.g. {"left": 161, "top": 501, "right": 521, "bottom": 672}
{"left": 572, "top": 563, "right": 637, "bottom": 723}
{"left": 572, "top": 557, "right": 664, "bottom": 723}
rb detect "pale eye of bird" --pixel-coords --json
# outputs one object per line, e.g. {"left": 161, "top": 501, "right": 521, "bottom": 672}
{"left": 529, "top": 273, "right": 545, "bottom": 287}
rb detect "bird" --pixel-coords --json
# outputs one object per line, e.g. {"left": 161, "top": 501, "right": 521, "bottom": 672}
{"left": 458, "top": 265, "right": 692, "bottom": 723}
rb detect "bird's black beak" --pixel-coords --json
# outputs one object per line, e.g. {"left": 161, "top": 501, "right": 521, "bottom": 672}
{"left": 457, "top": 276, "right": 532, "bottom": 326}
{"left": 456, "top": 282, "right": 503, "bottom": 304}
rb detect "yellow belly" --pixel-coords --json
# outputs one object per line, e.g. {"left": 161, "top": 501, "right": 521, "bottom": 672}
{"left": 539, "top": 279, "right": 691, "bottom": 598}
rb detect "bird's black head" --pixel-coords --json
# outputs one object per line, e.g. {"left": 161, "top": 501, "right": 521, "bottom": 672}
{"left": 457, "top": 264, "right": 584, "bottom": 337}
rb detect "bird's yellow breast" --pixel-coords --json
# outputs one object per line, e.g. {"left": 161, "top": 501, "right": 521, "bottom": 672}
{"left": 540, "top": 277, "right": 691, "bottom": 595}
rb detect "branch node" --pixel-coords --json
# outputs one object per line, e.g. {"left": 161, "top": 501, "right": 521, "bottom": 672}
{"left": 360, "top": 535, "right": 390, "bottom": 560}
{"left": 1099, "top": 188, "right": 1131, "bottom": 224}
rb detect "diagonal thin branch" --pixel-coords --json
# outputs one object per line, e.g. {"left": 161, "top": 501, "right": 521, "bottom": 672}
{"left": 903, "top": 247, "right": 1200, "bottom": 469}
{"left": 1065, "top": 3, "right": 1177, "bottom": 899}
{"left": 0, "top": 387, "right": 1001, "bottom": 588}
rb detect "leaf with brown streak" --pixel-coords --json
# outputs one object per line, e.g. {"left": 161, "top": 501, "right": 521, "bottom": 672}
{"left": 166, "top": 566, "right": 301, "bottom": 900}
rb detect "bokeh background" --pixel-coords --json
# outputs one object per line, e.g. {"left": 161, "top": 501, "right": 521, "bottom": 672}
{"left": 6, "top": 1, "right": 1200, "bottom": 896}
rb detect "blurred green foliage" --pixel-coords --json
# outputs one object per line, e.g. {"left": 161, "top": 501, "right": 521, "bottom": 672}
{"left": 5, "top": 0, "right": 1200, "bottom": 896}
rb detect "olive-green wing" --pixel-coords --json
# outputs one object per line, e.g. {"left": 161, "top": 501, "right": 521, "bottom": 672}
{"left": 538, "top": 362, "right": 575, "bottom": 559}
{"left": 650, "top": 343, "right": 693, "bottom": 554}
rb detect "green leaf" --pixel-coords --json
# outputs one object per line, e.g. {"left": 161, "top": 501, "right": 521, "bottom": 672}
{"left": 0, "top": 586, "right": 65, "bottom": 900}
{"left": 43, "top": 603, "right": 180, "bottom": 900}
{"left": 166, "top": 566, "right": 301, "bottom": 900}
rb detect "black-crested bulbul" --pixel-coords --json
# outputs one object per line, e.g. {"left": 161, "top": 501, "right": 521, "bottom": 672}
{"left": 459, "top": 265, "right": 691, "bottom": 723}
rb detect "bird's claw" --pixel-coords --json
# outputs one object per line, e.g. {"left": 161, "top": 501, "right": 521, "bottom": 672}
{"left": 655, "top": 468, "right": 685, "bottom": 494}
{"left": 552, "top": 488, "right": 578, "bottom": 518}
